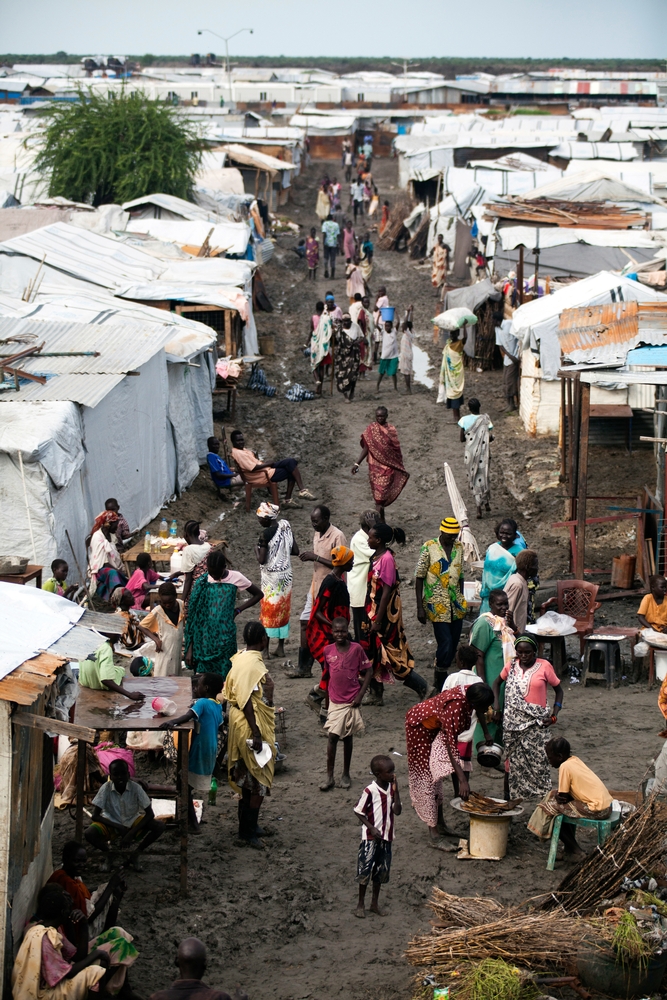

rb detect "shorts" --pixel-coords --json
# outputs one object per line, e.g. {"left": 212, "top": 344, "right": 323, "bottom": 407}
{"left": 270, "top": 457, "right": 298, "bottom": 483}
{"left": 300, "top": 590, "right": 313, "bottom": 622}
{"left": 356, "top": 838, "right": 392, "bottom": 885}
{"left": 324, "top": 700, "right": 364, "bottom": 738}
{"left": 89, "top": 814, "right": 145, "bottom": 842}
{"left": 378, "top": 357, "right": 399, "bottom": 376}
{"left": 446, "top": 395, "right": 463, "bottom": 410}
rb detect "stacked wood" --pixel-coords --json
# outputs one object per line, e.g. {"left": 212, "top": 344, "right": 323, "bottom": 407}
{"left": 483, "top": 198, "right": 647, "bottom": 229}
{"left": 377, "top": 192, "right": 415, "bottom": 251}
{"left": 407, "top": 212, "right": 430, "bottom": 259}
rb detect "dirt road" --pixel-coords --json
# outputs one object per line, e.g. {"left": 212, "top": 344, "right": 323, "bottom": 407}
{"left": 55, "top": 157, "right": 661, "bottom": 1000}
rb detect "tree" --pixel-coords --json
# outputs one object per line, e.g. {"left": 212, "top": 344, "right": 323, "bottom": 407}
{"left": 35, "top": 89, "right": 203, "bottom": 205}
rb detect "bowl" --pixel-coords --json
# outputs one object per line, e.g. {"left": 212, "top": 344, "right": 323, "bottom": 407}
{"left": 476, "top": 740, "right": 503, "bottom": 768}
{"left": 0, "top": 555, "right": 29, "bottom": 575}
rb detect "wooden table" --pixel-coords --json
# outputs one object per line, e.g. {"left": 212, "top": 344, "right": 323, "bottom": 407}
{"left": 74, "top": 677, "right": 194, "bottom": 894}
{"left": 0, "top": 564, "right": 43, "bottom": 588}
{"left": 122, "top": 540, "right": 224, "bottom": 575}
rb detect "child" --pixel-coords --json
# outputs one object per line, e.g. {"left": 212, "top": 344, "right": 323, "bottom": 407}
{"left": 377, "top": 320, "right": 399, "bottom": 393}
{"left": 43, "top": 559, "right": 77, "bottom": 599}
{"left": 398, "top": 305, "right": 415, "bottom": 395}
{"left": 320, "top": 617, "right": 372, "bottom": 792}
{"left": 305, "top": 227, "right": 319, "bottom": 280}
{"left": 126, "top": 552, "right": 160, "bottom": 609}
{"left": 638, "top": 575, "right": 667, "bottom": 633}
{"left": 137, "top": 582, "right": 184, "bottom": 676}
{"left": 159, "top": 673, "right": 224, "bottom": 830}
{"left": 353, "top": 754, "right": 401, "bottom": 918}
{"left": 85, "top": 758, "right": 165, "bottom": 870}
{"left": 130, "top": 655, "right": 154, "bottom": 677}
{"left": 458, "top": 398, "right": 494, "bottom": 519}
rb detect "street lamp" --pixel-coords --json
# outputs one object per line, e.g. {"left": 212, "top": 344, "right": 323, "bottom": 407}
{"left": 197, "top": 27, "right": 254, "bottom": 105}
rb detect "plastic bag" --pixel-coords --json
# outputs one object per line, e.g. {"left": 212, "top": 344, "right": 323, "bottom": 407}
{"left": 432, "top": 307, "right": 478, "bottom": 331}
{"left": 532, "top": 611, "right": 576, "bottom": 635}
{"left": 633, "top": 641, "right": 649, "bottom": 658}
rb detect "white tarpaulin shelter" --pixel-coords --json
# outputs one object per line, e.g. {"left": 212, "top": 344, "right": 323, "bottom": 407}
{"left": 126, "top": 219, "right": 251, "bottom": 256}
{"left": 549, "top": 141, "right": 639, "bottom": 161}
{"left": 498, "top": 228, "right": 666, "bottom": 251}
{"left": 0, "top": 582, "right": 84, "bottom": 680}
{"left": 521, "top": 168, "right": 666, "bottom": 206}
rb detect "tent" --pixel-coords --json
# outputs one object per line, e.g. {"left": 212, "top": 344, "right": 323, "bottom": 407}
{"left": 521, "top": 168, "right": 666, "bottom": 206}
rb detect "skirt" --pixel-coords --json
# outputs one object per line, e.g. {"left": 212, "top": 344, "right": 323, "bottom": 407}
{"left": 324, "top": 701, "right": 365, "bottom": 738}
{"left": 504, "top": 724, "right": 552, "bottom": 799}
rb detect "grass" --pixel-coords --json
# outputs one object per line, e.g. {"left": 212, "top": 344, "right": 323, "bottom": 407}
{"left": 611, "top": 912, "right": 653, "bottom": 970}
{"left": 456, "top": 960, "right": 537, "bottom": 1000}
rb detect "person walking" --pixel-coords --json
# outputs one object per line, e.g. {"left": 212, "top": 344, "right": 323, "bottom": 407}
{"left": 415, "top": 517, "right": 467, "bottom": 692}
{"left": 321, "top": 213, "right": 341, "bottom": 280}
{"left": 352, "top": 406, "right": 409, "bottom": 520}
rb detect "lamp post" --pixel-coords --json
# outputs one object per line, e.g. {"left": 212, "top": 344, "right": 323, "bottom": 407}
{"left": 197, "top": 27, "right": 253, "bottom": 107}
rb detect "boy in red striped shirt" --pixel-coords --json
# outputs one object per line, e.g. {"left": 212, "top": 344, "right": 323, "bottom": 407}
{"left": 353, "top": 754, "right": 402, "bottom": 918}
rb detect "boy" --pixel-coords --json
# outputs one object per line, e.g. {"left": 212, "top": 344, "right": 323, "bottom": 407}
{"left": 160, "top": 673, "right": 224, "bottom": 830}
{"left": 320, "top": 617, "right": 372, "bottom": 792}
{"left": 353, "top": 755, "right": 401, "bottom": 918}
{"left": 79, "top": 636, "right": 144, "bottom": 702}
{"left": 85, "top": 759, "right": 165, "bottom": 870}
{"left": 43, "top": 559, "right": 78, "bottom": 599}
{"left": 137, "top": 582, "right": 184, "bottom": 677}
{"left": 638, "top": 575, "right": 667, "bottom": 633}
{"left": 377, "top": 320, "right": 399, "bottom": 393}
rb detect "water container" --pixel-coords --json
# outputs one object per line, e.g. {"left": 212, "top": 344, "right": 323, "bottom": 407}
{"left": 209, "top": 777, "right": 217, "bottom": 806}
{"left": 169, "top": 519, "right": 178, "bottom": 537}
{"left": 158, "top": 518, "right": 168, "bottom": 539}
{"left": 380, "top": 306, "right": 395, "bottom": 322}
{"left": 144, "top": 531, "right": 151, "bottom": 553}
{"left": 170, "top": 550, "right": 183, "bottom": 575}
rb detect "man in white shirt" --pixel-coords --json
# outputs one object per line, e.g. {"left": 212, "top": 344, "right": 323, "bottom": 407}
{"left": 350, "top": 180, "right": 365, "bottom": 220}
{"left": 85, "top": 759, "right": 164, "bottom": 870}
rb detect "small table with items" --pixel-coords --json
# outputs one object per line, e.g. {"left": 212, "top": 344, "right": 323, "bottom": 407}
{"left": 121, "top": 539, "right": 223, "bottom": 576}
{"left": 0, "top": 564, "right": 43, "bottom": 588}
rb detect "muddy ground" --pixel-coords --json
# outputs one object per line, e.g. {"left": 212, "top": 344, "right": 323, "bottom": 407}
{"left": 56, "top": 157, "right": 663, "bottom": 1000}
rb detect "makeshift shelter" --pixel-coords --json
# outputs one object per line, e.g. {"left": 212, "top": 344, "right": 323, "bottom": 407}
{"left": 213, "top": 144, "right": 297, "bottom": 209}
{"left": 289, "top": 113, "right": 358, "bottom": 158}
{"left": 442, "top": 279, "right": 503, "bottom": 370}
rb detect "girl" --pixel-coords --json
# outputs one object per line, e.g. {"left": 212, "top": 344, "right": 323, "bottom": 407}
{"left": 125, "top": 552, "right": 160, "bottom": 609}
{"left": 305, "top": 227, "right": 320, "bottom": 280}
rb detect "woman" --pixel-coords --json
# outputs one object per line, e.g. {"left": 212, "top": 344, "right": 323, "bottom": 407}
{"left": 88, "top": 512, "right": 127, "bottom": 601}
{"left": 379, "top": 200, "right": 390, "bottom": 236}
{"left": 469, "top": 588, "right": 516, "bottom": 750}
{"left": 335, "top": 314, "right": 362, "bottom": 403}
{"left": 345, "top": 258, "right": 365, "bottom": 304}
{"left": 342, "top": 220, "right": 356, "bottom": 262}
{"left": 223, "top": 621, "right": 276, "bottom": 849}
{"left": 316, "top": 180, "right": 331, "bottom": 221}
{"left": 438, "top": 327, "right": 467, "bottom": 423}
{"left": 180, "top": 520, "right": 212, "bottom": 610}
{"left": 493, "top": 635, "right": 563, "bottom": 800}
{"left": 352, "top": 406, "right": 409, "bottom": 518}
{"left": 405, "top": 682, "right": 494, "bottom": 848}
{"left": 361, "top": 522, "right": 427, "bottom": 704}
{"left": 255, "top": 502, "right": 298, "bottom": 658}
{"left": 461, "top": 401, "right": 493, "bottom": 519}
{"left": 349, "top": 510, "right": 379, "bottom": 641}
{"left": 431, "top": 233, "right": 448, "bottom": 295}
{"left": 310, "top": 303, "right": 334, "bottom": 396}
{"left": 505, "top": 549, "right": 539, "bottom": 636}
{"left": 184, "top": 548, "right": 262, "bottom": 677}
{"left": 480, "top": 518, "right": 525, "bottom": 612}
{"left": 306, "top": 545, "right": 354, "bottom": 668}
{"left": 12, "top": 884, "right": 110, "bottom": 1000}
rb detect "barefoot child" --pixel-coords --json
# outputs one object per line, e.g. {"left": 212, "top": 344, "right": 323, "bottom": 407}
{"left": 353, "top": 755, "right": 401, "bottom": 917}
{"left": 638, "top": 575, "right": 667, "bottom": 632}
{"left": 126, "top": 552, "right": 160, "bottom": 609}
{"left": 320, "top": 617, "right": 372, "bottom": 791}
{"left": 137, "top": 582, "right": 184, "bottom": 676}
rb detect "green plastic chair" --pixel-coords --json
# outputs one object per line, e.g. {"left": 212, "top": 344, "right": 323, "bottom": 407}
{"left": 546, "top": 808, "right": 621, "bottom": 871}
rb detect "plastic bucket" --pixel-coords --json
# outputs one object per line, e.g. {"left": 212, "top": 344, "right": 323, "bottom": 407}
{"left": 656, "top": 649, "right": 667, "bottom": 683}
{"left": 258, "top": 335, "right": 275, "bottom": 355}
{"left": 468, "top": 814, "right": 510, "bottom": 860}
{"left": 380, "top": 307, "right": 395, "bottom": 322}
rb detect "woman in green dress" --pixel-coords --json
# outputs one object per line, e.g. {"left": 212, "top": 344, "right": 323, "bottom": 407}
{"left": 468, "top": 588, "right": 516, "bottom": 750}
{"left": 184, "top": 548, "right": 262, "bottom": 677}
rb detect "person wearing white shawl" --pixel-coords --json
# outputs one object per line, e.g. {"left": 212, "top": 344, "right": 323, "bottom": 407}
{"left": 469, "top": 588, "right": 516, "bottom": 751}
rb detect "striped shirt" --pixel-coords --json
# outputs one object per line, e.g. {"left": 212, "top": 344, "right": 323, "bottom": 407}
{"left": 354, "top": 781, "right": 395, "bottom": 842}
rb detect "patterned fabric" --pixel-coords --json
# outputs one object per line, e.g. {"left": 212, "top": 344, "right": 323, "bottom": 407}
{"left": 431, "top": 243, "right": 447, "bottom": 288}
{"left": 398, "top": 330, "right": 414, "bottom": 375}
{"left": 463, "top": 413, "right": 491, "bottom": 507}
{"left": 184, "top": 576, "right": 239, "bottom": 677}
{"left": 502, "top": 658, "right": 553, "bottom": 798}
{"left": 310, "top": 310, "right": 333, "bottom": 370}
{"left": 321, "top": 219, "right": 340, "bottom": 247}
{"left": 305, "top": 235, "right": 319, "bottom": 268}
{"left": 12, "top": 924, "right": 104, "bottom": 1000}
{"left": 405, "top": 689, "right": 472, "bottom": 826}
{"left": 356, "top": 839, "right": 392, "bottom": 885}
{"left": 334, "top": 322, "right": 361, "bottom": 393}
{"left": 440, "top": 340, "right": 465, "bottom": 400}
{"left": 480, "top": 541, "right": 520, "bottom": 611}
{"left": 360, "top": 551, "right": 414, "bottom": 681}
{"left": 259, "top": 519, "right": 294, "bottom": 632}
{"left": 354, "top": 780, "right": 395, "bottom": 841}
{"left": 360, "top": 421, "right": 409, "bottom": 507}
{"left": 88, "top": 926, "right": 138, "bottom": 994}
{"left": 415, "top": 538, "right": 466, "bottom": 623}
{"left": 306, "top": 573, "right": 350, "bottom": 665}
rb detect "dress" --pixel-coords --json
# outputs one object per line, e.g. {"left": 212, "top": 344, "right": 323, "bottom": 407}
{"left": 462, "top": 413, "right": 492, "bottom": 508}
{"left": 89, "top": 529, "right": 126, "bottom": 601}
{"left": 310, "top": 310, "right": 333, "bottom": 370}
{"left": 315, "top": 188, "right": 331, "bottom": 220}
{"left": 405, "top": 688, "right": 472, "bottom": 826}
{"left": 360, "top": 550, "right": 414, "bottom": 682}
{"left": 259, "top": 519, "right": 294, "bottom": 640}
{"left": 439, "top": 340, "right": 465, "bottom": 408}
{"left": 431, "top": 243, "right": 447, "bottom": 288}
{"left": 223, "top": 649, "right": 275, "bottom": 796}
{"left": 306, "top": 573, "right": 350, "bottom": 666}
{"left": 184, "top": 572, "right": 251, "bottom": 677}
{"left": 140, "top": 602, "right": 184, "bottom": 676}
{"left": 480, "top": 541, "right": 523, "bottom": 611}
{"left": 189, "top": 697, "right": 223, "bottom": 793}
{"left": 469, "top": 612, "right": 515, "bottom": 746}
{"left": 335, "top": 322, "right": 361, "bottom": 394}
{"left": 305, "top": 235, "right": 319, "bottom": 270}
{"left": 398, "top": 330, "right": 414, "bottom": 376}
{"left": 360, "top": 421, "right": 409, "bottom": 507}
{"left": 501, "top": 657, "right": 559, "bottom": 798}
{"left": 12, "top": 924, "right": 105, "bottom": 1000}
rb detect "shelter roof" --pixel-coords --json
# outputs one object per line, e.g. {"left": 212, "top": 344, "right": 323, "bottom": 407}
{"left": 216, "top": 144, "right": 296, "bottom": 173}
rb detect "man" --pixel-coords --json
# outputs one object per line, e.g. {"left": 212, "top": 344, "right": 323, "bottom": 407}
{"left": 415, "top": 517, "right": 467, "bottom": 692}
{"left": 287, "top": 505, "right": 346, "bottom": 678}
{"left": 344, "top": 144, "right": 354, "bottom": 182}
{"left": 104, "top": 498, "right": 131, "bottom": 546}
{"left": 350, "top": 178, "right": 365, "bottom": 221}
{"left": 85, "top": 759, "right": 165, "bottom": 871}
{"left": 321, "top": 213, "right": 341, "bottom": 280}
{"left": 206, "top": 437, "right": 241, "bottom": 489}
{"left": 149, "top": 938, "right": 247, "bottom": 1000}
{"left": 496, "top": 321, "right": 521, "bottom": 412}
{"left": 229, "top": 430, "right": 316, "bottom": 509}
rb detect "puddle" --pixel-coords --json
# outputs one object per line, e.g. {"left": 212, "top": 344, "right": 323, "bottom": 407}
{"left": 413, "top": 345, "right": 435, "bottom": 389}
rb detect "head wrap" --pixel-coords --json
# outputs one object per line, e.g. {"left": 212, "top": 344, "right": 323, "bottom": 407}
{"left": 514, "top": 634, "right": 538, "bottom": 650}
{"left": 440, "top": 517, "right": 461, "bottom": 535}
{"left": 92, "top": 510, "right": 118, "bottom": 534}
{"left": 256, "top": 502, "right": 280, "bottom": 520}
{"left": 331, "top": 545, "right": 354, "bottom": 567}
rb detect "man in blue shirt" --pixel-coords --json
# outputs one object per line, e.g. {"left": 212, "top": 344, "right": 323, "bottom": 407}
{"left": 321, "top": 213, "right": 341, "bottom": 280}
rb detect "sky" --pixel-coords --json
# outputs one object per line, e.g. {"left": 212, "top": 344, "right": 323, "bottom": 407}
{"left": 3, "top": 0, "right": 665, "bottom": 61}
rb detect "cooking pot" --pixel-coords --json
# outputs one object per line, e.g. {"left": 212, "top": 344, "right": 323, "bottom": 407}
{"left": 476, "top": 740, "right": 503, "bottom": 768}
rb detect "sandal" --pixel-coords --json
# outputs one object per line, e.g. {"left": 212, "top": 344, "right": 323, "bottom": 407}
{"left": 282, "top": 498, "right": 303, "bottom": 509}
{"left": 298, "top": 489, "right": 317, "bottom": 500}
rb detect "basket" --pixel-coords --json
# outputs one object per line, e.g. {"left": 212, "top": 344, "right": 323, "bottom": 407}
{"left": 0, "top": 555, "right": 29, "bottom": 575}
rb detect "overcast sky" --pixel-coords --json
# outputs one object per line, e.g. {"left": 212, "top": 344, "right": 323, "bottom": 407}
{"left": 4, "top": 0, "right": 665, "bottom": 61}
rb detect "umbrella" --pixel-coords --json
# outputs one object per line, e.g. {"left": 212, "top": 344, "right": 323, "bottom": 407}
{"left": 443, "top": 462, "right": 481, "bottom": 563}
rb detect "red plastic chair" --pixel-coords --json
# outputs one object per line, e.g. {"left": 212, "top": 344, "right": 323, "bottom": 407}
{"left": 557, "top": 580, "right": 601, "bottom": 655}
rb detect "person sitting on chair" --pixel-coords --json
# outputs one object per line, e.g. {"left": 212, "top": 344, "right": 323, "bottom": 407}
{"left": 207, "top": 438, "right": 240, "bottom": 493}
{"left": 230, "top": 430, "right": 316, "bottom": 510}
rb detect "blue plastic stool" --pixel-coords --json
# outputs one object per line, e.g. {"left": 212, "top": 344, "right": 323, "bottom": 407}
{"left": 546, "top": 809, "right": 621, "bottom": 870}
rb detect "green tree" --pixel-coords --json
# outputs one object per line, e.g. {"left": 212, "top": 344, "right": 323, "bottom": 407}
{"left": 35, "top": 89, "right": 203, "bottom": 205}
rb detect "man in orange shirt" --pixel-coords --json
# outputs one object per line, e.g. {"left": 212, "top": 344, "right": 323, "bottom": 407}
{"left": 230, "top": 430, "right": 316, "bottom": 509}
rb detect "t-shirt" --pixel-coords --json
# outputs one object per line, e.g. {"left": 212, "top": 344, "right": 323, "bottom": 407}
{"left": 505, "top": 573, "right": 529, "bottom": 635}
{"left": 458, "top": 414, "right": 494, "bottom": 432}
{"left": 415, "top": 539, "right": 466, "bottom": 623}
{"left": 311, "top": 524, "right": 347, "bottom": 597}
{"left": 638, "top": 593, "right": 667, "bottom": 631}
{"left": 43, "top": 577, "right": 68, "bottom": 596}
{"left": 126, "top": 567, "right": 160, "bottom": 608}
{"left": 500, "top": 657, "right": 560, "bottom": 707}
{"left": 381, "top": 328, "right": 399, "bottom": 360}
{"left": 92, "top": 778, "right": 150, "bottom": 828}
{"left": 231, "top": 447, "right": 275, "bottom": 486}
{"left": 322, "top": 641, "right": 371, "bottom": 705}
{"left": 210, "top": 570, "right": 251, "bottom": 590}
{"left": 78, "top": 643, "right": 125, "bottom": 690}
{"left": 149, "top": 981, "right": 233, "bottom": 1000}
{"left": 142, "top": 600, "right": 185, "bottom": 634}
{"left": 354, "top": 781, "right": 395, "bottom": 841}
{"left": 189, "top": 698, "right": 223, "bottom": 777}
{"left": 348, "top": 528, "right": 374, "bottom": 608}
{"left": 321, "top": 219, "right": 340, "bottom": 248}
{"left": 180, "top": 543, "right": 211, "bottom": 575}
{"left": 350, "top": 182, "right": 364, "bottom": 202}
{"left": 372, "top": 550, "right": 396, "bottom": 588}
{"left": 558, "top": 755, "right": 612, "bottom": 813}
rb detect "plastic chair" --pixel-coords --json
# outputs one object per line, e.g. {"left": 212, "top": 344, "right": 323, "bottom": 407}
{"left": 582, "top": 638, "right": 621, "bottom": 687}
{"left": 236, "top": 467, "right": 280, "bottom": 512}
{"left": 546, "top": 808, "right": 621, "bottom": 870}
{"left": 543, "top": 581, "right": 601, "bottom": 655}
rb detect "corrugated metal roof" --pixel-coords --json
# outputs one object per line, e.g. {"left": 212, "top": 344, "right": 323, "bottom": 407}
{"left": 558, "top": 301, "right": 667, "bottom": 367}
{"left": 0, "top": 372, "right": 125, "bottom": 406}
{"left": 0, "top": 652, "right": 64, "bottom": 706}
{"left": 47, "top": 625, "right": 107, "bottom": 660}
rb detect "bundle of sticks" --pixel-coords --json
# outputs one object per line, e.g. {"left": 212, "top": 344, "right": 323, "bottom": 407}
{"left": 483, "top": 198, "right": 648, "bottom": 230}
{"left": 428, "top": 889, "right": 508, "bottom": 928}
{"left": 407, "top": 212, "right": 430, "bottom": 259}
{"left": 460, "top": 791, "right": 522, "bottom": 814}
{"left": 543, "top": 794, "right": 667, "bottom": 913}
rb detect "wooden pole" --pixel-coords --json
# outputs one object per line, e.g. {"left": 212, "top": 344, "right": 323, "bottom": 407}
{"left": 559, "top": 376, "right": 566, "bottom": 483}
{"left": 518, "top": 247, "right": 525, "bottom": 305}
{"left": 177, "top": 731, "right": 189, "bottom": 897}
{"left": 575, "top": 381, "right": 591, "bottom": 580}
{"left": 75, "top": 740, "right": 87, "bottom": 843}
